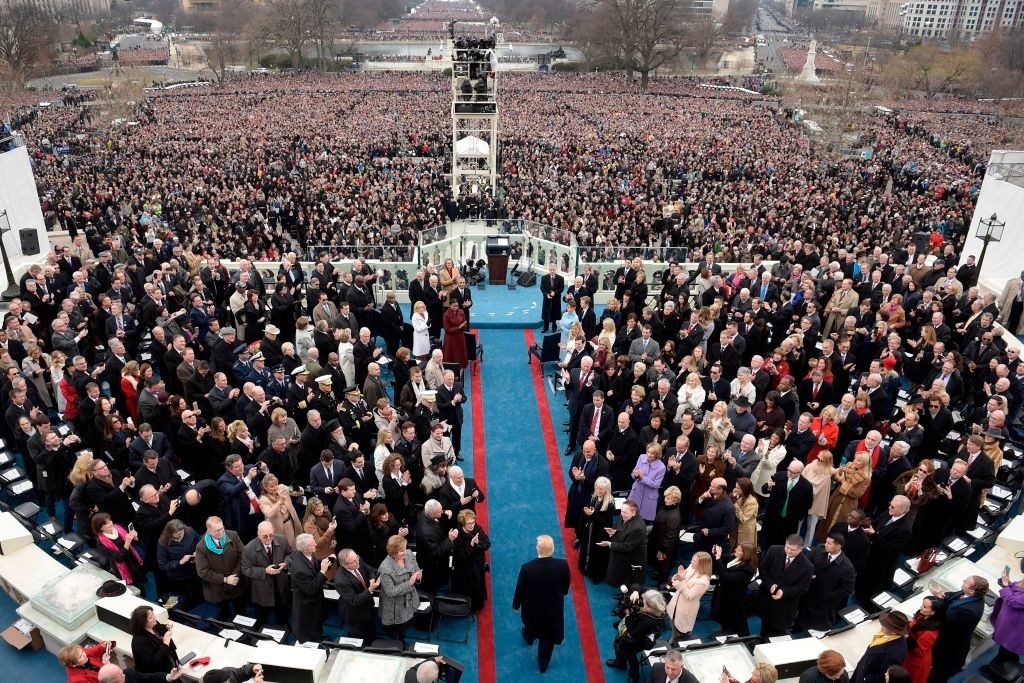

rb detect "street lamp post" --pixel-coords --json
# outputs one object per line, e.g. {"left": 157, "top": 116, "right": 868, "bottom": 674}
{"left": 975, "top": 212, "right": 1005, "bottom": 285}
{"left": 0, "top": 210, "right": 21, "bottom": 300}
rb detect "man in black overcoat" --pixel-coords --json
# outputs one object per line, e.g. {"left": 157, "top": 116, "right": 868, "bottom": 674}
{"left": 512, "top": 534, "right": 571, "bottom": 673}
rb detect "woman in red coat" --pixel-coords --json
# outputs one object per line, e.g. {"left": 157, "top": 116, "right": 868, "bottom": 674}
{"left": 441, "top": 298, "right": 468, "bottom": 369}
{"left": 58, "top": 641, "right": 110, "bottom": 683}
{"left": 902, "top": 595, "right": 943, "bottom": 683}
{"left": 806, "top": 406, "right": 839, "bottom": 464}
{"left": 120, "top": 360, "right": 140, "bottom": 425}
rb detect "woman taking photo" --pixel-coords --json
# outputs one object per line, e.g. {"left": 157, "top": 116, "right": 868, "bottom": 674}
{"left": 301, "top": 497, "right": 338, "bottom": 569}
{"left": 228, "top": 420, "right": 260, "bottom": 462}
{"left": 605, "top": 589, "right": 667, "bottom": 682}
{"left": 712, "top": 541, "right": 758, "bottom": 637}
{"left": 57, "top": 642, "right": 110, "bottom": 683}
{"left": 129, "top": 605, "right": 177, "bottom": 674}
{"left": 666, "top": 552, "right": 713, "bottom": 641}
{"left": 377, "top": 534, "right": 422, "bottom": 644}
{"left": 807, "top": 406, "right": 839, "bottom": 464}
{"left": 452, "top": 510, "right": 491, "bottom": 612}
{"left": 258, "top": 474, "right": 302, "bottom": 548}
{"left": 91, "top": 511, "right": 142, "bottom": 589}
{"left": 101, "top": 415, "right": 134, "bottom": 473}
{"left": 577, "top": 476, "right": 615, "bottom": 584}
{"left": 702, "top": 401, "right": 734, "bottom": 455}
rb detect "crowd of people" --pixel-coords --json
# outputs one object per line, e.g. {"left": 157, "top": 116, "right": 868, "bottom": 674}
{"left": 3, "top": 65, "right": 1023, "bottom": 681}
{"left": 1, "top": 235, "right": 494, "bottom": 675}
{"left": 543, "top": 235, "right": 1022, "bottom": 679}
{"left": 8, "top": 68, "right": 1017, "bottom": 269}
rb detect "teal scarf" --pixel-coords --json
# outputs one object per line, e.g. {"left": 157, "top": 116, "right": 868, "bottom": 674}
{"left": 204, "top": 533, "right": 226, "bottom": 555}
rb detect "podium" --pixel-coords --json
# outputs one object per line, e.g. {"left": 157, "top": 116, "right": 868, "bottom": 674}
{"left": 486, "top": 236, "right": 510, "bottom": 285}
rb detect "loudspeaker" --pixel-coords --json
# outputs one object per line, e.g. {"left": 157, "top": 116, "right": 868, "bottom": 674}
{"left": 517, "top": 271, "right": 537, "bottom": 287}
{"left": 19, "top": 229, "right": 39, "bottom": 256}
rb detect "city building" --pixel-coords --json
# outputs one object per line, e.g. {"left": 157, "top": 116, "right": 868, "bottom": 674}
{"left": 1, "top": 0, "right": 109, "bottom": 18}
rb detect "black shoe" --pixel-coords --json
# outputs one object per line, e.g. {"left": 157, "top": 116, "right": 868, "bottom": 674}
{"left": 605, "top": 659, "right": 625, "bottom": 669}
{"left": 522, "top": 627, "right": 535, "bottom": 645}
{"left": 572, "top": 538, "right": 580, "bottom": 548}
{"left": 563, "top": 446, "right": 573, "bottom": 455}
{"left": 626, "top": 676, "right": 638, "bottom": 683}
{"left": 456, "top": 454, "right": 465, "bottom": 462}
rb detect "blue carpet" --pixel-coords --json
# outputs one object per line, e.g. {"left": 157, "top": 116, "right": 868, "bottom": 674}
{"left": 479, "top": 329, "right": 589, "bottom": 681}
{"left": 403, "top": 283, "right": 543, "bottom": 329}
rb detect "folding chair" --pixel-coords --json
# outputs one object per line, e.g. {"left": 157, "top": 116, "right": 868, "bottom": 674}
{"left": 431, "top": 593, "right": 473, "bottom": 644}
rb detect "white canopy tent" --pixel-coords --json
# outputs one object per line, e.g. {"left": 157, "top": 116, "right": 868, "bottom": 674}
{"left": 455, "top": 135, "right": 489, "bottom": 157}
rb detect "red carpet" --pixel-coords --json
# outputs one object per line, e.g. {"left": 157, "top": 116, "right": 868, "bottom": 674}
{"left": 523, "top": 329, "right": 606, "bottom": 683}
{"left": 469, "top": 330, "right": 497, "bottom": 683}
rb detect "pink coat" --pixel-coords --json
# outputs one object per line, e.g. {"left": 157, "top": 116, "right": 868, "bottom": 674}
{"left": 666, "top": 568, "right": 711, "bottom": 634}
{"left": 628, "top": 456, "right": 666, "bottom": 521}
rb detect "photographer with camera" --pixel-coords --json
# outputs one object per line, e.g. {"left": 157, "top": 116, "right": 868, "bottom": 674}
{"left": 605, "top": 588, "right": 667, "bottom": 683}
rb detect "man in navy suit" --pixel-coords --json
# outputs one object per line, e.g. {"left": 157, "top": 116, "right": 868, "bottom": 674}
{"left": 513, "top": 534, "right": 571, "bottom": 673}
{"left": 334, "top": 548, "right": 379, "bottom": 640}
{"left": 758, "top": 534, "right": 814, "bottom": 638}
{"left": 435, "top": 369, "right": 466, "bottom": 459}
{"left": 927, "top": 575, "right": 988, "bottom": 683}
{"left": 308, "top": 450, "right": 348, "bottom": 511}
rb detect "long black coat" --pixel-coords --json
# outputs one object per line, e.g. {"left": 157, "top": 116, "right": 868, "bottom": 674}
{"left": 851, "top": 635, "right": 908, "bottom": 683}
{"left": 286, "top": 551, "right": 327, "bottom": 643}
{"left": 762, "top": 473, "right": 814, "bottom": 547}
{"left": 711, "top": 555, "right": 756, "bottom": 636}
{"left": 334, "top": 559, "right": 377, "bottom": 628}
{"left": 605, "top": 514, "right": 647, "bottom": 586}
{"left": 540, "top": 273, "right": 565, "bottom": 324}
{"left": 857, "top": 514, "right": 912, "bottom": 601}
{"left": 928, "top": 591, "right": 985, "bottom": 682}
{"left": 798, "top": 547, "right": 857, "bottom": 631}
{"left": 758, "top": 545, "right": 813, "bottom": 635}
{"left": 513, "top": 556, "right": 571, "bottom": 643}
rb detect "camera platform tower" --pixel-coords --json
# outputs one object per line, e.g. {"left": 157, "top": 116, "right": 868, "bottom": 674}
{"left": 448, "top": 24, "right": 498, "bottom": 199}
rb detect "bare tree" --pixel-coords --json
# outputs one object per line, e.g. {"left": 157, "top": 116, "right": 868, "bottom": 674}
{"left": 0, "top": 5, "right": 55, "bottom": 86}
{"left": 574, "top": 0, "right": 689, "bottom": 89}
{"left": 884, "top": 44, "right": 982, "bottom": 98}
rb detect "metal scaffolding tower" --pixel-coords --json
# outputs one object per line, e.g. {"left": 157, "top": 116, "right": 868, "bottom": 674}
{"left": 448, "top": 29, "right": 498, "bottom": 199}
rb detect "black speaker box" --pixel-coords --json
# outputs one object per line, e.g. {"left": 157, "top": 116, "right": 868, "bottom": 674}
{"left": 517, "top": 271, "right": 537, "bottom": 287}
{"left": 19, "top": 229, "right": 39, "bottom": 256}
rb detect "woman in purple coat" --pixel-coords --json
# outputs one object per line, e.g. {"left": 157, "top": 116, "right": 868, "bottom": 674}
{"left": 629, "top": 443, "right": 667, "bottom": 522}
{"left": 992, "top": 569, "right": 1024, "bottom": 670}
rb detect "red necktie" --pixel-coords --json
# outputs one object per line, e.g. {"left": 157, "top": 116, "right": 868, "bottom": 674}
{"left": 266, "top": 546, "right": 272, "bottom": 563}
{"left": 354, "top": 569, "right": 366, "bottom": 588}
{"left": 591, "top": 409, "right": 600, "bottom": 436}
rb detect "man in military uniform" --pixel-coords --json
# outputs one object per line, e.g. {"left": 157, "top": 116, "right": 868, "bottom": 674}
{"left": 311, "top": 375, "right": 341, "bottom": 423}
{"left": 246, "top": 352, "right": 270, "bottom": 388}
{"left": 338, "top": 386, "right": 374, "bottom": 454}
{"left": 287, "top": 367, "right": 314, "bottom": 428}
{"left": 232, "top": 344, "right": 253, "bottom": 386}
{"left": 266, "top": 365, "right": 289, "bottom": 400}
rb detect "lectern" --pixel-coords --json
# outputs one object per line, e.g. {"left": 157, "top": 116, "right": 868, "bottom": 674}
{"left": 486, "top": 236, "right": 510, "bottom": 285}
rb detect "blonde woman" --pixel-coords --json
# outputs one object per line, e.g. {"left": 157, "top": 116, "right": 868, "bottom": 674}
{"left": 818, "top": 452, "right": 871, "bottom": 542}
{"left": 752, "top": 428, "right": 788, "bottom": 496}
{"left": 68, "top": 452, "right": 96, "bottom": 538}
{"left": 701, "top": 401, "right": 733, "bottom": 455}
{"left": 676, "top": 372, "right": 706, "bottom": 421}
{"left": 596, "top": 318, "right": 617, "bottom": 351}
{"left": 295, "top": 316, "right": 315, "bottom": 360}
{"left": 411, "top": 301, "right": 431, "bottom": 359}
{"left": 666, "top": 551, "right": 713, "bottom": 641}
{"left": 802, "top": 450, "right": 837, "bottom": 545}
{"left": 337, "top": 328, "right": 355, "bottom": 387}
{"left": 21, "top": 344, "right": 53, "bottom": 409}
{"left": 301, "top": 497, "right": 338, "bottom": 574}
{"left": 258, "top": 474, "right": 302, "bottom": 548}
{"left": 228, "top": 420, "right": 259, "bottom": 461}
{"left": 266, "top": 407, "right": 301, "bottom": 479}
{"left": 50, "top": 351, "right": 68, "bottom": 414}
